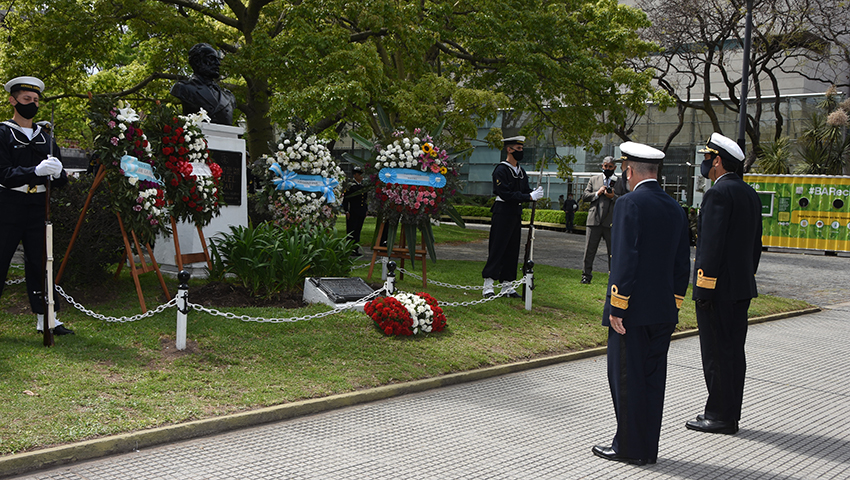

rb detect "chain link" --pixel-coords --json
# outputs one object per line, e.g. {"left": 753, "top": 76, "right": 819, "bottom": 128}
{"left": 188, "top": 287, "right": 385, "bottom": 323}
{"left": 4, "top": 278, "right": 25, "bottom": 286}
{"left": 55, "top": 285, "right": 178, "bottom": 323}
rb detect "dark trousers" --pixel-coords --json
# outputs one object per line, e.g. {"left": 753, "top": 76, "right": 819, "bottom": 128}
{"left": 583, "top": 225, "right": 611, "bottom": 277}
{"left": 696, "top": 298, "right": 750, "bottom": 422}
{"left": 0, "top": 201, "right": 53, "bottom": 314}
{"left": 607, "top": 322, "right": 676, "bottom": 461}
{"left": 565, "top": 212, "right": 575, "bottom": 232}
{"left": 482, "top": 211, "right": 521, "bottom": 281}
{"left": 345, "top": 214, "right": 366, "bottom": 250}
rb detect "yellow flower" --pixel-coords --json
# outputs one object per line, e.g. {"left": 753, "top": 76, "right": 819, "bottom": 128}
{"left": 440, "top": 166, "right": 447, "bottom": 174}
{"left": 422, "top": 143, "right": 436, "bottom": 157}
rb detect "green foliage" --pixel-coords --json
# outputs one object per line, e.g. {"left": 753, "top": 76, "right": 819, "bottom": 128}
{"left": 208, "top": 223, "right": 356, "bottom": 298}
{"left": 755, "top": 137, "right": 792, "bottom": 174}
{"left": 523, "top": 209, "right": 565, "bottom": 224}
{"left": 0, "top": 0, "right": 662, "bottom": 161}
{"left": 51, "top": 174, "right": 125, "bottom": 286}
{"left": 796, "top": 90, "right": 850, "bottom": 175}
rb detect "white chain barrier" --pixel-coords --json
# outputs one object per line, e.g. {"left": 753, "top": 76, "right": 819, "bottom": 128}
{"left": 55, "top": 284, "right": 179, "bottom": 323}
{"left": 42, "top": 254, "right": 531, "bottom": 332}
{"left": 4, "top": 278, "right": 25, "bottom": 286}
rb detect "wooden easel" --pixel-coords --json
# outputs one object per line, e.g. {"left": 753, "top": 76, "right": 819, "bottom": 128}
{"left": 114, "top": 214, "right": 172, "bottom": 313}
{"left": 169, "top": 216, "right": 213, "bottom": 272}
{"left": 56, "top": 164, "right": 171, "bottom": 313}
{"left": 367, "top": 221, "right": 427, "bottom": 288}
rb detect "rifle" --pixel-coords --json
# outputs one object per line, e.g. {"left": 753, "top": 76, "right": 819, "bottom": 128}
{"left": 42, "top": 108, "right": 56, "bottom": 346}
{"left": 522, "top": 161, "right": 544, "bottom": 301}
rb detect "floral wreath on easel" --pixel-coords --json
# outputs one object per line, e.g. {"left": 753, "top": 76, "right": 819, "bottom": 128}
{"left": 144, "top": 105, "right": 224, "bottom": 228}
{"left": 89, "top": 98, "right": 171, "bottom": 245}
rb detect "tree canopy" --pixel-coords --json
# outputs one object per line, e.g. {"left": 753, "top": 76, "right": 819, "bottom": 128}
{"left": 0, "top": 0, "right": 662, "bottom": 159}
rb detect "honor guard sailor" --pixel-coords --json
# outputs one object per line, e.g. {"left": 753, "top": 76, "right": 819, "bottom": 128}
{"left": 342, "top": 165, "right": 369, "bottom": 257}
{"left": 592, "top": 141, "right": 690, "bottom": 465}
{"left": 481, "top": 136, "right": 544, "bottom": 298}
{"left": 686, "top": 132, "right": 762, "bottom": 435}
{"left": 0, "top": 76, "right": 74, "bottom": 335}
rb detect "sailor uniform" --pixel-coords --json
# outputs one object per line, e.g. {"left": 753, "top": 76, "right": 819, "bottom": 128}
{"left": 692, "top": 171, "right": 762, "bottom": 423}
{"left": 342, "top": 174, "right": 369, "bottom": 252}
{"left": 0, "top": 120, "right": 68, "bottom": 314}
{"left": 601, "top": 142, "right": 690, "bottom": 462}
{"left": 481, "top": 160, "right": 532, "bottom": 282}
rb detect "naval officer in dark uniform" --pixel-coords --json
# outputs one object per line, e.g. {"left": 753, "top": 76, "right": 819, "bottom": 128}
{"left": 686, "top": 133, "right": 762, "bottom": 435}
{"left": 592, "top": 142, "right": 690, "bottom": 466}
{"left": 481, "top": 136, "right": 543, "bottom": 298}
{"left": 342, "top": 165, "right": 369, "bottom": 256}
{"left": 0, "top": 76, "right": 74, "bottom": 335}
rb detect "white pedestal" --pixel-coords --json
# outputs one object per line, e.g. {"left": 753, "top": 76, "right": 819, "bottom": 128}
{"left": 155, "top": 123, "right": 248, "bottom": 277}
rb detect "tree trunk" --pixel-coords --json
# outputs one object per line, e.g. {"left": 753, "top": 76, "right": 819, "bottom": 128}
{"left": 240, "top": 76, "right": 275, "bottom": 161}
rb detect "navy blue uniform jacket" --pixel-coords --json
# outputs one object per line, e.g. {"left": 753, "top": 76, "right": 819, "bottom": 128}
{"left": 603, "top": 181, "right": 690, "bottom": 326}
{"left": 693, "top": 174, "right": 762, "bottom": 301}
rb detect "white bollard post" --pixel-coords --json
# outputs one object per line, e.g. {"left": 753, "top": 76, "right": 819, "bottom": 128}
{"left": 384, "top": 261, "right": 396, "bottom": 295}
{"left": 176, "top": 270, "right": 191, "bottom": 350}
{"left": 524, "top": 272, "right": 533, "bottom": 311}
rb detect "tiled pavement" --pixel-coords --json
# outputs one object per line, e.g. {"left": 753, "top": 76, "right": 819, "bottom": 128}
{"left": 8, "top": 303, "right": 849, "bottom": 479}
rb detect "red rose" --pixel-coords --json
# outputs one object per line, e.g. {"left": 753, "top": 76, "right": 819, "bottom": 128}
{"left": 188, "top": 202, "right": 196, "bottom": 208}
{"left": 163, "top": 125, "right": 172, "bottom": 133}
{"left": 163, "top": 147, "right": 173, "bottom": 156}
{"left": 170, "top": 179, "right": 178, "bottom": 187}
{"left": 182, "top": 196, "right": 190, "bottom": 202}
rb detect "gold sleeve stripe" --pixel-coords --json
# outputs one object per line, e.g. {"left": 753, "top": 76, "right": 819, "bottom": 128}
{"left": 675, "top": 294, "right": 684, "bottom": 309}
{"left": 610, "top": 284, "right": 630, "bottom": 310}
{"left": 696, "top": 269, "right": 717, "bottom": 289}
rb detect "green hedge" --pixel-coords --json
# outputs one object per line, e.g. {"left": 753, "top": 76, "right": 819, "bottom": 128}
{"left": 450, "top": 205, "right": 587, "bottom": 227}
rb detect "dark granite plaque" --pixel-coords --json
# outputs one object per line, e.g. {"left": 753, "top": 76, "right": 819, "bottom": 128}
{"left": 309, "top": 277, "right": 375, "bottom": 303}
{"left": 210, "top": 149, "right": 243, "bottom": 206}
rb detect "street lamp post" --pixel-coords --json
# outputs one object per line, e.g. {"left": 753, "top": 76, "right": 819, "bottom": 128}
{"left": 737, "top": 0, "right": 754, "bottom": 163}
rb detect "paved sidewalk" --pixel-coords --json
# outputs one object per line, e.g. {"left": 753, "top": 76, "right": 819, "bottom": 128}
{"left": 9, "top": 304, "right": 849, "bottom": 479}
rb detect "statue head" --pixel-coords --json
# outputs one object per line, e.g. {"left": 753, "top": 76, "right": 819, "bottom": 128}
{"left": 188, "top": 43, "right": 222, "bottom": 81}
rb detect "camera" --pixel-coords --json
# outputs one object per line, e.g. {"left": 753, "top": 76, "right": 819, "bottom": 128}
{"left": 605, "top": 186, "right": 612, "bottom": 194}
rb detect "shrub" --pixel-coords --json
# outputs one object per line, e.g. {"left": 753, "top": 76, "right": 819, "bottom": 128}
{"left": 208, "top": 222, "right": 356, "bottom": 298}
{"left": 51, "top": 174, "right": 125, "bottom": 286}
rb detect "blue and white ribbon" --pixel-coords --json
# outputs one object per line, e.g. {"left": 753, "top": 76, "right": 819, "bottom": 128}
{"left": 121, "top": 155, "right": 161, "bottom": 184}
{"left": 269, "top": 163, "right": 339, "bottom": 203}
{"left": 378, "top": 168, "right": 446, "bottom": 188}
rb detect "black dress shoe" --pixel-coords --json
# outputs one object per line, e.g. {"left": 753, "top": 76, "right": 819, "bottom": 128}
{"left": 483, "top": 291, "right": 495, "bottom": 298}
{"left": 38, "top": 325, "right": 75, "bottom": 335}
{"left": 686, "top": 418, "right": 738, "bottom": 434}
{"left": 591, "top": 445, "right": 647, "bottom": 466}
{"left": 580, "top": 276, "right": 591, "bottom": 284}
{"left": 503, "top": 291, "right": 522, "bottom": 298}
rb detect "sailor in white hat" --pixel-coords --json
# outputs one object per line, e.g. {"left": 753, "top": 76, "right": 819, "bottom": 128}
{"left": 481, "top": 135, "right": 544, "bottom": 298}
{"left": 0, "top": 76, "right": 74, "bottom": 335}
{"left": 688, "top": 132, "right": 761, "bottom": 435}
{"left": 593, "top": 140, "right": 691, "bottom": 465}
{"left": 697, "top": 132, "right": 745, "bottom": 181}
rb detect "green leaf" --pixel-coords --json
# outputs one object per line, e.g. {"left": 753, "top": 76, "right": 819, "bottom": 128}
{"left": 445, "top": 204, "right": 466, "bottom": 228}
{"left": 385, "top": 220, "right": 398, "bottom": 257}
{"left": 430, "top": 119, "right": 447, "bottom": 139}
{"left": 404, "top": 222, "right": 419, "bottom": 268}
{"left": 374, "top": 103, "right": 393, "bottom": 135}
{"left": 423, "top": 222, "right": 437, "bottom": 263}
{"left": 348, "top": 131, "right": 375, "bottom": 150}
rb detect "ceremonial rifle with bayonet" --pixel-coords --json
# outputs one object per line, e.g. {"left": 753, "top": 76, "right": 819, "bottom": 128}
{"left": 41, "top": 105, "right": 56, "bottom": 346}
{"left": 522, "top": 158, "right": 545, "bottom": 302}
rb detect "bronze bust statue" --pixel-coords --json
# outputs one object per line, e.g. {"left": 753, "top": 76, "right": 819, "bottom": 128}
{"left": 170, "top": 43, "right": 236, "bottom": 125}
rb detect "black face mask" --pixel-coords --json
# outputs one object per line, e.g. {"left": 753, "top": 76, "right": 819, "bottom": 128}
{"left": 603, "top": 168, "right": 615, "bottom": 178}
{"left": 511, "top": 149, "right": 524, "bottom": 162}
{"left": 700, "top": 159, "right": 714, "bottom": 179}
{"left": 14, "top": 101, "right": 38, "bottom": 120}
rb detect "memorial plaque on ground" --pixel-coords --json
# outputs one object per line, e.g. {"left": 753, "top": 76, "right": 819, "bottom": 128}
{"left": 309, "top": 277, "right": 374, "bottom": 303}
{"left": 210, "top": 149, "right": 242, "bottom": 205}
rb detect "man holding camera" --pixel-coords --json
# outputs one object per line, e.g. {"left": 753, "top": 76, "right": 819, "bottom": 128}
{"left": 580, "top": 156, "right": 626, "bottom": 284}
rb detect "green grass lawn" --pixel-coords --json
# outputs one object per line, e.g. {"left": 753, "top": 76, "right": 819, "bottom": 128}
{"left": 0, "top": 221, "right": 810, "bottom": 455}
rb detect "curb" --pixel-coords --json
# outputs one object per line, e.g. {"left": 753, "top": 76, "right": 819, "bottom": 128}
{"left": 0, "top": 306, "right": 821, "bottom": 478}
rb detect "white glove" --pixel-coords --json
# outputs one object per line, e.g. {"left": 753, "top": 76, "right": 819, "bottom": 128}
{"left": 35, "top": 157, "right": 63, "bottom": 178}
{"left": 530, "top": 186, "right": 544, "bottom": 201}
